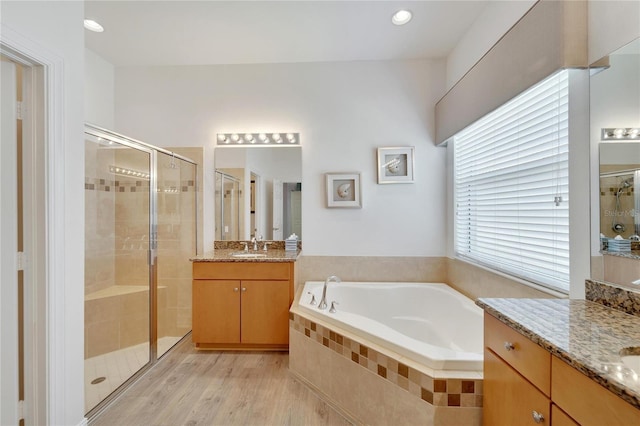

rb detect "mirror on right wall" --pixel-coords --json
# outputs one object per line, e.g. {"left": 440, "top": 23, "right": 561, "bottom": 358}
{"left": 591, "top": 37, "right": 640, "bottom": 282}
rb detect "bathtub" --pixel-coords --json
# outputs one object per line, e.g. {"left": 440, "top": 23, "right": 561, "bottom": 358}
{"left": 295, "top": 281, "right": 484, "bottom": 371}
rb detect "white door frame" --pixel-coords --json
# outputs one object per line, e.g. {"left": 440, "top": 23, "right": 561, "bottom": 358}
{"left": 1, "top": 58, "right": 19, "bottom": 426}
{"left": 1, "top": 24, "right": 69, "bottom": 425}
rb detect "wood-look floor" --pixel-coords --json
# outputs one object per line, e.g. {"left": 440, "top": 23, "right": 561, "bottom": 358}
{"left": 90, "top": 339, "right": 352, "bottom": 426}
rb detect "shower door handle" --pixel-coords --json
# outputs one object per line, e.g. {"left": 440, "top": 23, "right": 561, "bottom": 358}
{"left": 148, "top": 248, "right": 157, "bottom": 266}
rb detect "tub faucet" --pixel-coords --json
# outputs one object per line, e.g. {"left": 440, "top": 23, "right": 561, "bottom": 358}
{"left": 319, "top": 275, "right": 341, "bottom": 310}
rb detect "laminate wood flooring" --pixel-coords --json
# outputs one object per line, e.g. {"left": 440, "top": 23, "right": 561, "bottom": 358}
{"left": 90, "top": 339, "right": 352, "bottom": 426}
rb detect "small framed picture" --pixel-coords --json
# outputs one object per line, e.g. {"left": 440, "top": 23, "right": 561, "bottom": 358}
{"left": 377, "top": 146, "right": 415, "bottom": 184}
{"left": 326, "top": 173, "right": 362, "bottom": 208}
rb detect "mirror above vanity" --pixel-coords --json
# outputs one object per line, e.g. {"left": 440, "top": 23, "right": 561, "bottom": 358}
{"left": 214, "top": 145, "right": 302, "bottom": 242}
{"left": 591, "top": 37, "right": 640, "bottom": 275}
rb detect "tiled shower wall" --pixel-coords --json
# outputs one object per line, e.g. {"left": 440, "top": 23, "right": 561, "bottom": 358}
{"left": 85, "top": 141, "right": 116, "bottom": 296}
{"left": 600, "top": 171, "right": 636, "bottom": 239}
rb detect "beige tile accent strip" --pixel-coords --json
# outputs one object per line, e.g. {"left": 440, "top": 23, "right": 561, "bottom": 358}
{"left": 84, "top": 177, "right": 196, "bottom": 192}
{"left": 290, "top": 313, "right": 483, "bottom": 408}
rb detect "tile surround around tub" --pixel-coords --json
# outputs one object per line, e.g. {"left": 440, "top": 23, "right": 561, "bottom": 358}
{"left": 294, "top": 256, "right": 447, "bottom": 292}
{"left": 290, "top": 313, "right": 482, "bottom": 425}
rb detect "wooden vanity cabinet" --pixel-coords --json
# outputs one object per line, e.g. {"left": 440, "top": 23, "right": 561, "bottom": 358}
{"left": 484, "top": 312, "right": 640, "bottom": 425}
{"left": 192, "top": 262, "right": 293, "bottom": 350}
{"left": 484, "top": 313, "right": 551, "bottom": 425}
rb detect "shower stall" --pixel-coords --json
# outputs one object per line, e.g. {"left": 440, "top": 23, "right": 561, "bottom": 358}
{"left": 84, "top": 124, "right": 198, "bottom": 416}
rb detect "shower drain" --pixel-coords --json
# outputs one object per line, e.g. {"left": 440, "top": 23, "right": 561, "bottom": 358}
{"left": 91, "top": 377, "right": 106, "bottom": 385}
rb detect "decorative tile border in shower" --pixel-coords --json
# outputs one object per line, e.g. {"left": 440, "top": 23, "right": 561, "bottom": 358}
{"left": 84, "top": 177, "right": 195, "bottom": 193}
{"left": 585, "top": 279, "right": 640, "bottom": 318}
{"left": 289, "top": 312, "right": 483, "bottom": 408}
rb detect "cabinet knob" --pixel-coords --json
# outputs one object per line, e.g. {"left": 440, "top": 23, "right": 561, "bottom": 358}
{"left": 532, "top": 410, "right": 544, "bottom": 423}
{"left": 233, "top": 288, "right": 239, "bottom": 292}
{"left": 242, "top": 287, "right": 247, "bottom": 292}
{"left": 504, "top": 342, "right": 515, "bottom": 351}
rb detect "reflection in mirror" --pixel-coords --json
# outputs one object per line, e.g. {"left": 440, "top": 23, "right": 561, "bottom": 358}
{"left": 214, "top": 146, "right": 302, "bottom": 242}
{"left": 599, "top": 143, "right": 640, "bottom": 239}
{"left": 591, "top": 37, "right": 640, "bottom": 252}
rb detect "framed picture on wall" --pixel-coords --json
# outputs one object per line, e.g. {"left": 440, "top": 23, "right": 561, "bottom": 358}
{"left": 326, "top": 173, "right": 362, "bottom": 208}
{"left": 377, "top": 146, "right": 415, "bottom": 184}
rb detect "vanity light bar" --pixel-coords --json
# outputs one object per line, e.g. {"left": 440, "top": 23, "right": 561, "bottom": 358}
{"left": 601, "top": 128, "right": 640, "bottom": 141}
{"left": 109, "top": 165, "right": 150, "bottom": 180}
{"left": 216, "top": 133, "right": 299, "bottom": 146}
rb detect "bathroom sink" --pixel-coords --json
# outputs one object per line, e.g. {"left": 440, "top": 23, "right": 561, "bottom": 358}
{"left": 619, "top": 347, "right": 640, "bottom": 373}
{"left": 230, "top": 252, "right": 267, "bottom": 258}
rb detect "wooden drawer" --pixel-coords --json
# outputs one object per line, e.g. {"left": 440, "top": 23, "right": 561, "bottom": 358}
{"left": 483, "top": 348, "right": 550, "bottom": 426}
{"left": 552, "top": 356, "right": 640, "bottom": 426}
{"left": 193, "top": 261, "right": 291, "bottom": 280}
{"left": 485, "top": 312, "right": 551, "bottom": 396}
{"left": 551, "top": 404, "right": 578, "bottom": 426}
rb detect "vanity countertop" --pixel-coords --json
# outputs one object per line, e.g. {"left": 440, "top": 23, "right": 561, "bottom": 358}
{"left": 476, "top": 298, "right": 640, "bottom": 409}
{"left": 190, "top": 248, "right": 300, "bottom": 263}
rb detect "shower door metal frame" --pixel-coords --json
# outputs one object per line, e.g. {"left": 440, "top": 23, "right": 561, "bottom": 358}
{"left": 84, "top": 123, "right": 199, "bottom": 419}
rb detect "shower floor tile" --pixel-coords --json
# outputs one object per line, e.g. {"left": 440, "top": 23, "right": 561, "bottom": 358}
{"left": 85, "top": 336, "right": 182, "bottom": 413}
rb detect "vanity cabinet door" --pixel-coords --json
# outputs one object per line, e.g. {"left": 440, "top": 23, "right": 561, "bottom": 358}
{"left": 240, "top": 280, "right": 290, "bottom": 345}
{"left": 552, "top": 404, "right": 578, "bottom": 426}
{"left": 192, "top": 280, "right": 241, "bottom": 344}
{"left": 484, "top": 348, "right": 550, "bottom": 426}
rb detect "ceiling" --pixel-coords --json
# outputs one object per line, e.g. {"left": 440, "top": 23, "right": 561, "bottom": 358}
{"left": 84, "top": 0, "right": 489, "bottom": 67}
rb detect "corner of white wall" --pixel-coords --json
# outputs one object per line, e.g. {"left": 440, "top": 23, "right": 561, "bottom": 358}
{"left": 84, "top": 48, "right": 115, "bottom": 128}
{"left": 568, "top": 69, "right": 591, "bottom": 299}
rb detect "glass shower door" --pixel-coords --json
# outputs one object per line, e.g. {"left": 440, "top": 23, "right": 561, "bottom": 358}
{"left": 84, "top": 133, "right": 151, "bottom": 414}
{"left": 156, "top": 153, "right": 197, "bottom": 358}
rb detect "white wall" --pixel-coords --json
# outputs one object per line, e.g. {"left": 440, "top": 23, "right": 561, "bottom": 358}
{"left": 115, "top": 59, "right": 448, "bottom": 256}
{"left": 588, "top": 0, "right": 640, "bottom": 64}
{"left": 444, "top": 0, "right": 535, "bottom": 91}
{"left": 85, "top": 48, "right": 114, "bottom": 128}
{"left": 1, "top": 1, "right": 85, "bottom": 425}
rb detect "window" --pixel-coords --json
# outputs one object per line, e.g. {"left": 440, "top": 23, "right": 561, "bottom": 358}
{"left": 454, "top": 70, "right": 569, "bottom": 293}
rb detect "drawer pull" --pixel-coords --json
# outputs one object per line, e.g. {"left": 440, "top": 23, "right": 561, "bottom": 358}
{"left": 532, "top": 410, "right": 544, "bottom": 423}
{"left": 504, "top": 341, "right": 515, "bottom": 351}
{"left": 233, "top": 287, "right": 239, "bottom": 292}
{"left": 242, "top": 287, "right": 247, "bottom": 292}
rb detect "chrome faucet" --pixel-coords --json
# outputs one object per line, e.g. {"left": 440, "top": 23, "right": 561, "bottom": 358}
{"left": 319, "top": 275, "right": 340, "bottom": 310}
{"left": 251, "top": 235, "right": 263, "bottom": 251}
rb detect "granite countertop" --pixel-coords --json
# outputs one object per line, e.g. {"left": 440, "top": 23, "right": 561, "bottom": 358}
{"left": 190, "top": 248, "right": 300, "bottom": 263}
{"left": 477, "top": 298, "right": 640, "bottom": 409}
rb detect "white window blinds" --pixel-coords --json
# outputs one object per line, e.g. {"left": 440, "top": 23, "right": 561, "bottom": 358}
{"left": 454, "top": 70, "right": 569, "bottom": 292}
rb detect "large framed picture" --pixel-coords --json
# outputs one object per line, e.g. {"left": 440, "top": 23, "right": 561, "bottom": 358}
{"left": 326, "top": 173, "right": 362, "bottom": 208}
{"left": 377, "top": 146, "right": 415, "bottom": 184}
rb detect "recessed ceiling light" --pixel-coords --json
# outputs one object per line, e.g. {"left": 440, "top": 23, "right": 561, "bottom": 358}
{"left": 391, "top": 10, "right": 412, "bottom": 26}
{"left": 84, "top": 19, "right": 104, "bottom": 33}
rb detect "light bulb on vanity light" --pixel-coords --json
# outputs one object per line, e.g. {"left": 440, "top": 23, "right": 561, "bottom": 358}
{"left": 614, "top": 128, "right": 626, "bottom": 138}
{"left": 217, "top": 134, "right": 228, "bottom": 144}
{"left": 244, "top": 133, "right": 255, "bottom": 143}
{"left": 272, "top": 133, "right": 283, "bottom": 143}
{"left": 258, "top": 133, "right": 268, "bottom": 143}
{"left": 286, "top": 133, "right": 296, "bottom": 143}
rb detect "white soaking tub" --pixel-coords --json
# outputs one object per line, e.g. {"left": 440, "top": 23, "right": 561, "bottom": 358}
{"left": 296, "top": 281, "right": 484, "bottom": 371}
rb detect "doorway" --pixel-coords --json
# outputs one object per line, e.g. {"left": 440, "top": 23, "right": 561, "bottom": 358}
{"left": 0, "top": 49, "right": 47, "bottom": 425}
